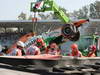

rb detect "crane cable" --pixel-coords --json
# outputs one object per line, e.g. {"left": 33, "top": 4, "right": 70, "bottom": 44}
{"left": 33, "top": 12, "right": 38, "bottom": 34}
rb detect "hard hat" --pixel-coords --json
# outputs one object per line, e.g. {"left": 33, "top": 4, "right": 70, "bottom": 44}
{"left": 36, "top": 38, "right": 43, "bottom": 42}
{"left": 71, "top": 43, "right": 78, "bottom": 49}
{"left": 17, "top": 41, "right": 25, "bottom": 47}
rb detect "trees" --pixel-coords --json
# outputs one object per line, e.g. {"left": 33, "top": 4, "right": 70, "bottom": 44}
{"left": 38, "top": 13, "right": 51, "bottom": 20}
{"left": 89, "top": 1, "right": 100, "bottom": 19}
{"left": 72, "top": 1, "right": 100, "bottom": 19}
{"left": 18, "top": 12, "right": 27, "bottom": 20}
{"left": 17, "top": 5, "right": 69, "bottom": 20}
{"left": 38, "top": 7, "right": 69, "bottom": 20}
{"left": 72, "top": 6, "right": 89, "bottom": 19}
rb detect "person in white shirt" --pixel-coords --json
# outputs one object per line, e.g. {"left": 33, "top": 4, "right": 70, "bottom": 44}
{"left": 8, "top": 41, "right": 25, "bottom": 56}
{"left": 26, "top": 45, "right": 41, "bottom": 55}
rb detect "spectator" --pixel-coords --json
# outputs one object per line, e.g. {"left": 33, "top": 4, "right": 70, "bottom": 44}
{"left": 46, "top": 42, "right": 60, "bottom": 55}
{"left": 36, "top": 38, "right": 46, "bottom": 53}
{"left": 8, "top": 41, "right": 25, "bottom": 56}
{"left": 69, "top": 43, "right": 83, "bottom": 57}
{"left": 87, "top": 45, "right": 96, "bottom": 57}
{"left": 26, "top": 44, "right": 41, "bottom": 55}
{"left": 1, "top": 45, "right": 8, "bottom": 55}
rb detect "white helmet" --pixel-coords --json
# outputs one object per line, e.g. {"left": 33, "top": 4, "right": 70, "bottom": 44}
{"left": 17, "top": 41, "right": 25, "bottom": 47}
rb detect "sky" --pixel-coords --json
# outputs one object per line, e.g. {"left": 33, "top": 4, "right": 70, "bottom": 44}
{"left": 0, "top": 0, "right": 99, "bottom": 20}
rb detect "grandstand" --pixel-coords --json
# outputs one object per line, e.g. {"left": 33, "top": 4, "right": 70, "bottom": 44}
{"left": 0, "top": 20, "right": 63, "bottom": 34}
{"left": 0, "top": 20, "right": 63, "bottom": 47}
{"left": 84, "top": 19, "right": 100, "bottom": 35}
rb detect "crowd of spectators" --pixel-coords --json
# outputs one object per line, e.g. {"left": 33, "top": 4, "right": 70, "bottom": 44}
{"left": 0, "top": 32, "right": 26, "bottom": 47}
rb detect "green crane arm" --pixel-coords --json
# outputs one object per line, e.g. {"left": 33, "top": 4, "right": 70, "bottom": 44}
{"left": 30, "top": 0, "right": 89, "bottom": 42}
{"left": 31, "top": 0, "right": 70, "bottom": 23}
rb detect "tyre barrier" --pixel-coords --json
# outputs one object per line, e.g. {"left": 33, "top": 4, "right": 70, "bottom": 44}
{"left": 0, "top": 59, "right": 100, "bottom": 75}
{"left": 50, "top": 62, "right": 100, "bottom": 75}
{"left": 0, "top": 62, "right": 100, "bottom": 75}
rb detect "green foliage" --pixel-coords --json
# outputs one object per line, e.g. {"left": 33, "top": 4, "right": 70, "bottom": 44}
{"left": 72, "top": 6, "right": 89, "bottom": 19}
{"left": 38, "top": 13, "right": 51, "bottom": 20}
{"left": 18, "top": 12, "right": 27, "bottom": 20}
{"left": 18, "top": 12, "right": 34, "bottom": 20}
{"left": 72, "top": 1, "right": 100, "bottom": 19}
{"left": 89, "top": 1, "right": 100, "bottom": 19}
